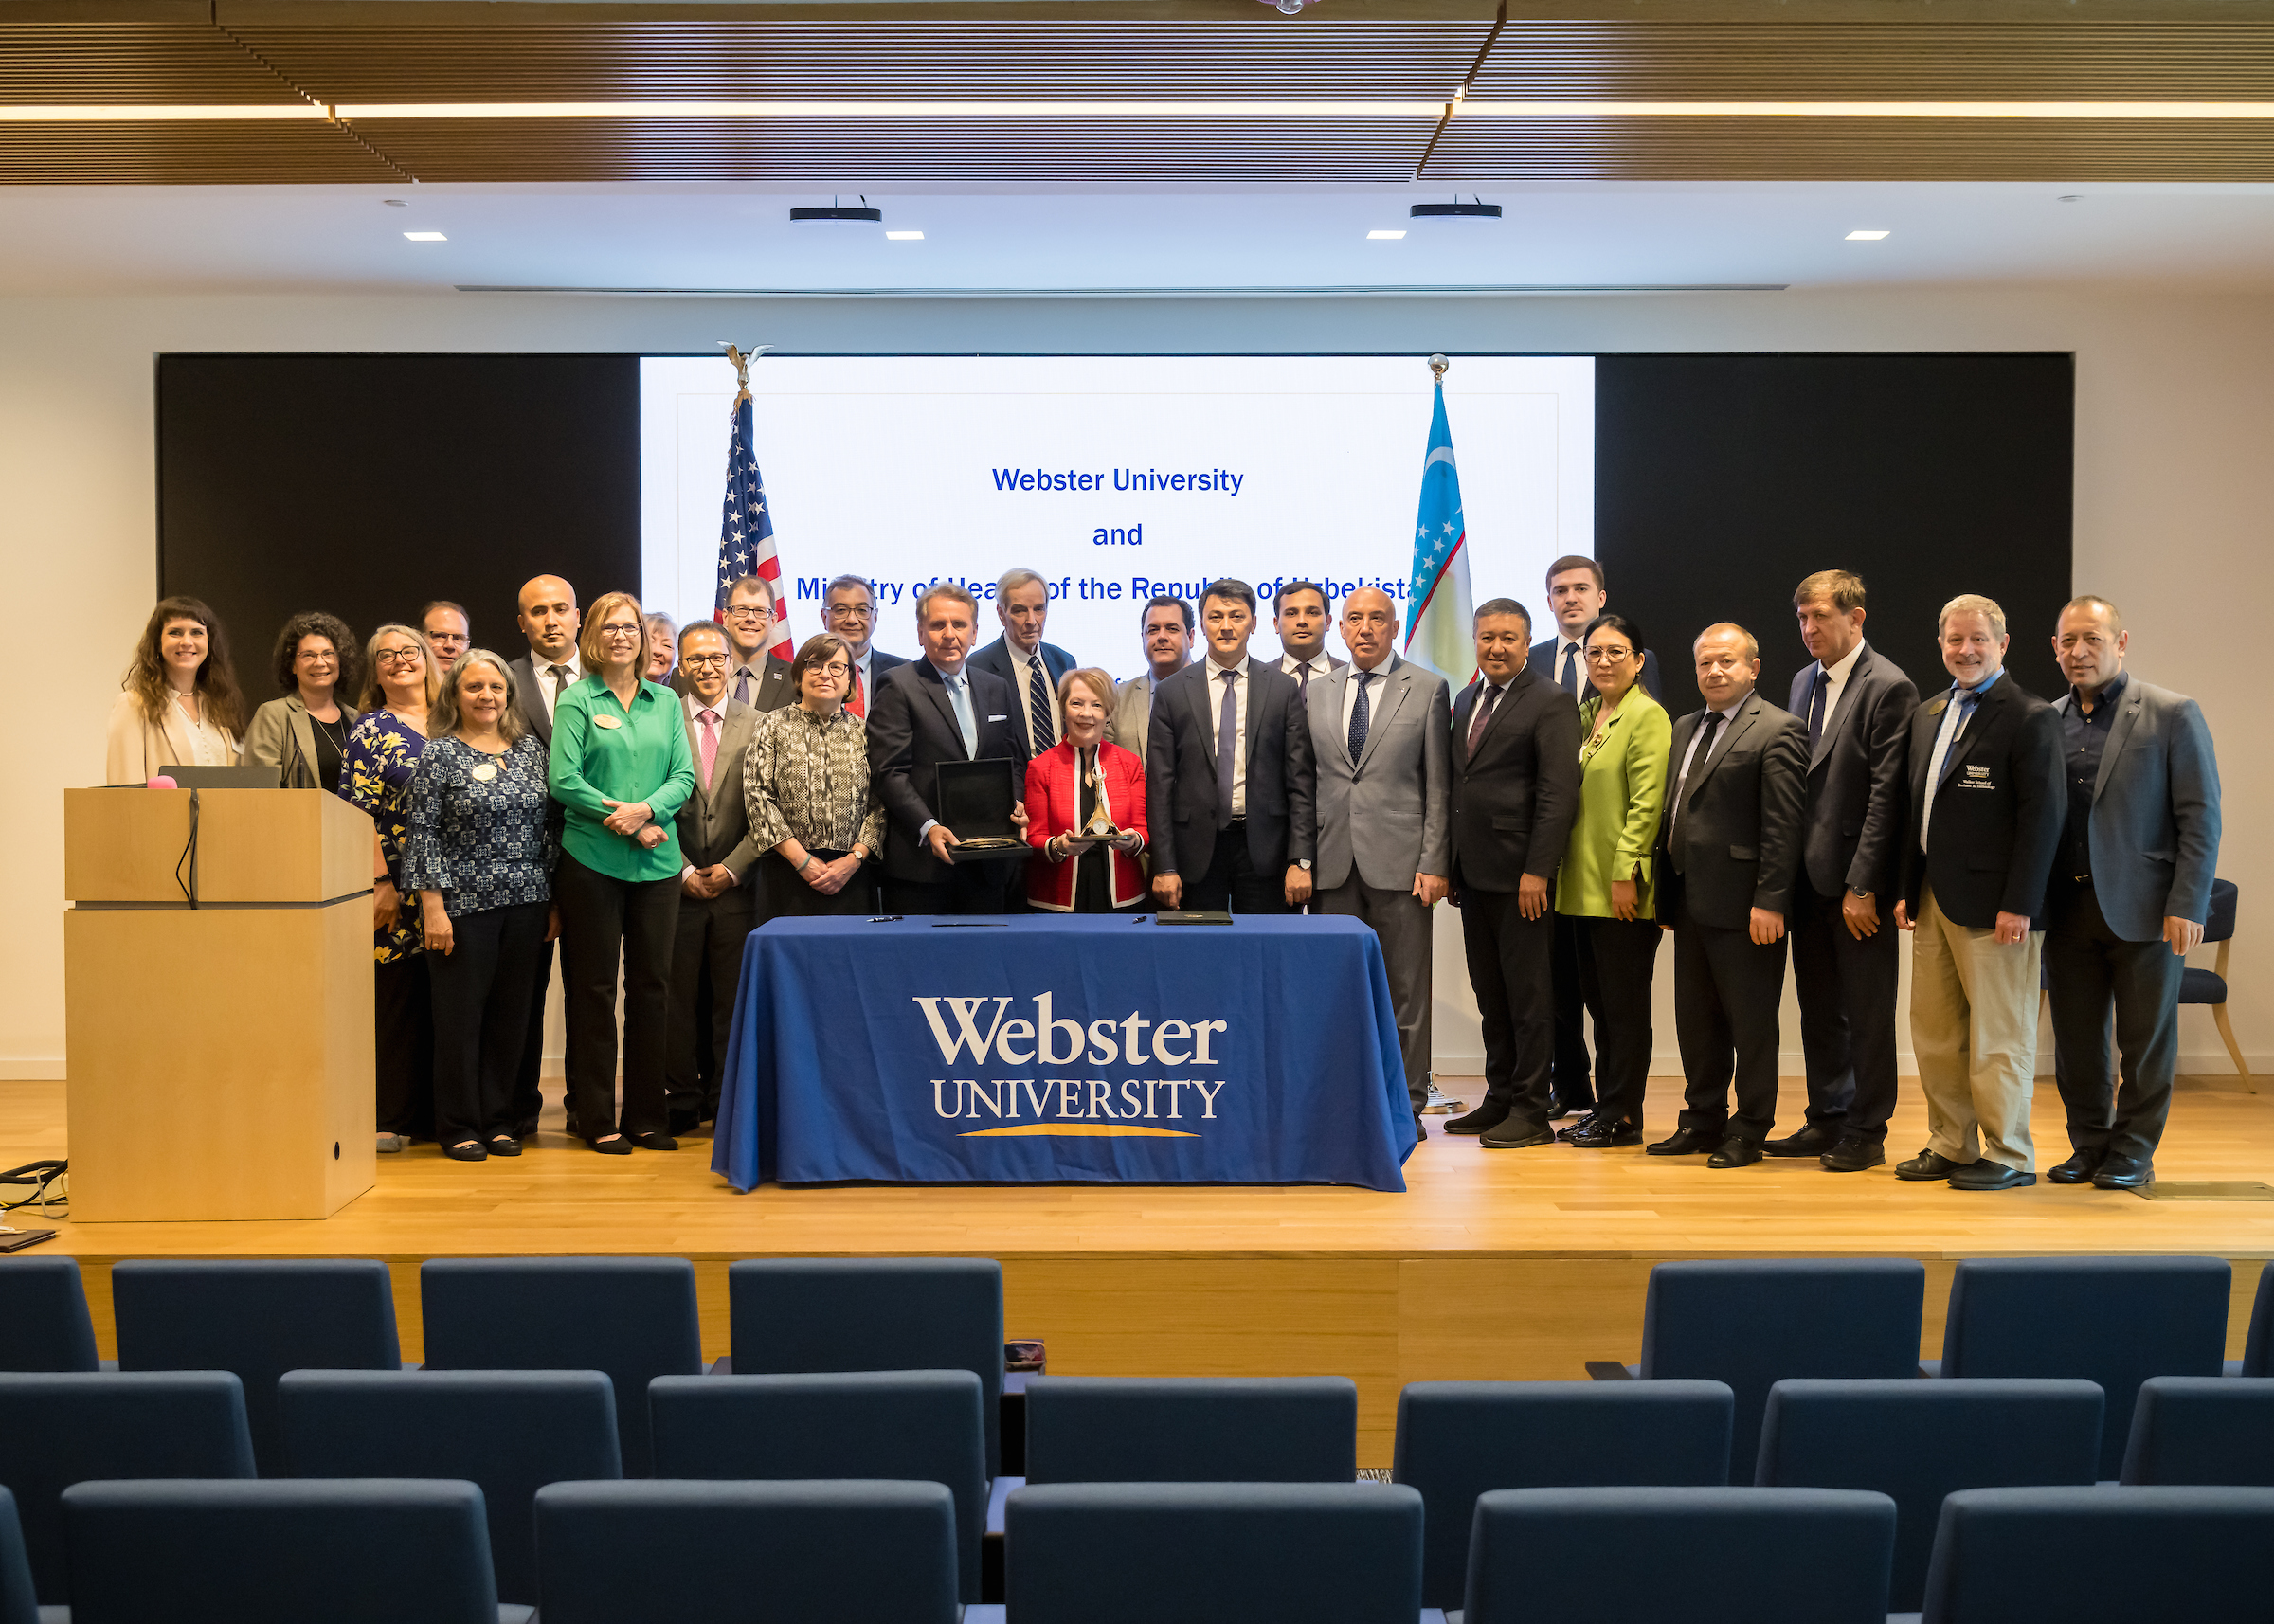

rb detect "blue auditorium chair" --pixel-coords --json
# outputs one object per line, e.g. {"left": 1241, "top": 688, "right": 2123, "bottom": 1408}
{"left": 109, "top": 1258, "right": 401, "bottom": 1471}
{"left": 535, "top": 1479, "right": 961, "bottom": 1624}
{"left": 0, "top": 1371, "right": 254, "bottom": 1608}
{"left": 648, "top": 1370, "right": 986, "bottom": 1601}
{"left": 278, "top": 1369, "right": 621, "bottom": 1606}
{"left": 420, "top": 1257, "right": 700, "bottom": 1477}
{"left": 1005, "top": 1482, "right": 1422, "bottom": 1624}
{"left": 726, "top": 1257, "right": 1005, "bottom": 1476}
{"left": 62, "top": 1477, "right": 523, "bottom": 1624}
{"left": 1755, "top": 1377, "right": 2102, "bottom": 1612}
{"left": 0, "top": 1487, "right": 38, "bottom": 1624}
{"left": 1024, "top": 1375, "right": 1358, "bottom": 1485}
{"left": 0, "top": 1258, "right": 99, "bottom": 1373}
{"left": 1586, "top": 1258, "right": 1926, "bottom": 1480}
{"left": 1919, "top": 1486, "right": 2274, "bottom": 1622}
{"left": 2121, "top": 1375, "right": 2274, "bottom": 1485}
{"left": 1934, "top": 1256, "right": 2230, "bottom": 1478}
{"left": 1393, "top": 1380, "right": 1735, "bottom": 1610}
{"left": 2231, "top": 1260, "right": 2271, "bottom": 1377}
{"left": 1465, "top": 1486, "right": 1897, "bottom": 1624}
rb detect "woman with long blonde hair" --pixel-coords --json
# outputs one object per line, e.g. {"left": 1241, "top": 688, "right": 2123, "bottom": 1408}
{"left": 104, "top": 596, "right": 245, "bottom": 784}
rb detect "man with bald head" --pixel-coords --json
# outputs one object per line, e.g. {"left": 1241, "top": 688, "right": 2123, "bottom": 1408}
{"left": 503, "top": 573, "right": 582, "bottom": 1136}
{"left": 1292, "top": 586, "right": 1452, "bottom": 1137}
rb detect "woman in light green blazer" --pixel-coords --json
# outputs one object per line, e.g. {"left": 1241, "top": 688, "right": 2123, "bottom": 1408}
{"left": 1555, "top": 612, "right": 1670, "bottom": 1147}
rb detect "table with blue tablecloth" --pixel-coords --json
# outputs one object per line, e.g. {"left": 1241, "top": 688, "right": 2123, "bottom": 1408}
{"left": 712, "top": 914, "right": 1415, "bottom": 1192}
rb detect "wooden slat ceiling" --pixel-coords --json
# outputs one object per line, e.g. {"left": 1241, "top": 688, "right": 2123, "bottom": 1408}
{"left": 4, "top": 4, "right": 2274, "bottom": 183}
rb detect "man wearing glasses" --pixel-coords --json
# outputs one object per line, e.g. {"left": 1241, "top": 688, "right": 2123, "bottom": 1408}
{"left": 822, "top": 574, "right": 909, "bottom": 722}
{"left": 715, "top": 575, "right": 795, "bottom": 713}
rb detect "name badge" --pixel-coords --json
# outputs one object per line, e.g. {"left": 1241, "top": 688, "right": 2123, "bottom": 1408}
{"left": 592, "top": 714, "right": 623, "bottom": 730}
{"left": 471, "top": 762, "right": 499, "bottom": 783}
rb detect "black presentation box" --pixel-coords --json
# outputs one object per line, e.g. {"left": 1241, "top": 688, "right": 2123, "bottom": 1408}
{"left": 938, "top": 758, "right": 1029, "bottom": 864}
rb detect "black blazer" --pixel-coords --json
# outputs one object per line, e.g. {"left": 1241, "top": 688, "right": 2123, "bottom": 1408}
{"left": 1654, "top": 691, "right": 1809, "bottom": 930}
{"left": 968, "top": 636, "right": 1076, "bottom": 697}
{"left": 1899, "top": 673, "right": 2066, "bottom": 929}
{"left": 865, "top": 659, "right": 1032, "bottom": 885}
{"left": 1146, "top": 657, "right": 1314, "bottom": 882}
{"left": 1527, "top": 635, "right": 1663, "bottom": 704}
{"left": 506, "top": 653, "right": 568, "bottom": 749}
{"left": 1448, "top": 668, "right": 1582, "bottom": 893}
{"left": 1789, "top": 641, "right": 1919, "bottom": 900}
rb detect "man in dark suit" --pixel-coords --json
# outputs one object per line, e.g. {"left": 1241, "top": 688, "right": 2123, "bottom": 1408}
{"left": 664, "top": 620, "right": 766, "bottom": 1133}
{"left": 821, "top": 574, "right": 909, "bottom": 725}
{"left": 1147, "top": 578, "right": 1314, "bottom": 915}
{"left": 503, "top": 573, "right": 581, "bottom": 1138}
{"left": 968, "top": 567, "right": 1076, "bottom": 761}
{"left": 1773, "top": 569, "right": 1920, "bottom": 1173}
{"left": 1647, "top": 623, "right": 1808, "bottom": 1167}
{"left": 868, "top": 583, "right": 1032, "bottom": 914}
{"left": 2043, "top": 595, "right": 2223, "bottom": 1190}
{"left": 1272, "top": 579, "right": 1346, "bottom": 695}
{"left": 1895, "top": 593, "right": 2066, "bottom": 1192}
{"left": 1525, "top": 554, "right": 1662, "bottom": 1122}
{"left": 708, "top": 574, "right": 796, "bottom": 713}
{"left": 1444, "top": 598, "right": 1581, "bottom": 1148}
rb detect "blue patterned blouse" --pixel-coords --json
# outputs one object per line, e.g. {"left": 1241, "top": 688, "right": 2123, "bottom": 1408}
{"left": 339, "top": 708, "right": 428, "bottom": 964}
{"left": 401, "top": 734, "right": 559, "bottom": 919}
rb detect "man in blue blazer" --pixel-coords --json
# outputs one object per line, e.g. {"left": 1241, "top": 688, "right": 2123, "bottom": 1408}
{"left": 2042, "top": 596, "right": 2223, "bottom": 1190}
{"left": 967, "top": 567, "right": 1076, "bottom": 762}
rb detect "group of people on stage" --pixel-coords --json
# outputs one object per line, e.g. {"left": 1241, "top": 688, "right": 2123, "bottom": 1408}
{"left": 104, "top": 550, "right": 2220, "bottom": 1193}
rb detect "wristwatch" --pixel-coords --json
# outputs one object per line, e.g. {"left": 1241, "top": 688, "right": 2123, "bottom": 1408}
{"left": 1849, "top": 886, "right": 1873, "bottom": 898}
{"left": 1296, "top": 859, "right": 1313, "bottom": 872}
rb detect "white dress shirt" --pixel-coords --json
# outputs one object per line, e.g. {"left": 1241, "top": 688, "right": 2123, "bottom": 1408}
{"left": 1206, "top": 654, "right": 1252, "bottom": 819}
{"left": 1339, "top": 652, "right": 1399, "bottom": 744}
{"left": 1920, "top": 668, "right": 2002, "bottom": 853}
{"left": 528, "top": 652, "right": 583, "bottom": 728}
{"left": 1280, "top": 651, "right": 1334, "bottom": 691}
{"left": 1551, "top": 635, "right": 1587, "bottom": 695}
{"left": 1007, "top": 641, "right": 1061, "bottom": 752}
{"left": 1807, "top": 640, "right": 1867, "bottom": 738}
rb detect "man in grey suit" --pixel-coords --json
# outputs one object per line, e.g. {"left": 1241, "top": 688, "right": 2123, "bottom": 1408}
{"left": 504, "top": 573, "right": 581, "bottom": 1137}
{"left": 1293, "top": 586, "right": 1453, "bottom": 1130}
{"left": 2043, "top": 595, "right": 2223, "bottom": 1190}
{"left": 1648, "top": 623, "right": 1808, "bottom": 1167}
{"left": 665, "top": 620, "right": 767, "bottom": 1132}
{"left": 1106, "top": 593, "right": 1192, "bottom": 754}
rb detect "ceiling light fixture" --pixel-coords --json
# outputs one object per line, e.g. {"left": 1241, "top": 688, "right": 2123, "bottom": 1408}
{"left": 1367, "top": 229, "right": 1407, "bottom": 240}
{"left": 791, "top": 195, "right": 883, "bottom": 225}
{"left": 1845, "top": 229, "right": 1890, "bottom": 240}
{"left": 885, "top": 230, "right": 925, "bottom": 241}
{"left": 1411, "top": 199, "right": 1502, "bottom": 222}
{"left": 403, "top": 230, "right": 447, "bottom": 241}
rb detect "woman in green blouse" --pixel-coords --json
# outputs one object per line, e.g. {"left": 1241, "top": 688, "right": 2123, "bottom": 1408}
{"left": 1554, "top": 612, "right": 1671, "bottom": 1148}
{"left": 550, "top": 590, "right": 698, "bottom": 1155}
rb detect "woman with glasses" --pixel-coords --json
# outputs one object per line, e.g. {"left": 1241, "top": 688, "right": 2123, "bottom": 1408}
{"left": 1554, "top": 612, "right": 1671, "bottom": 1150}
{"left": 105, "top": 596, "right": 246, "bottom": 784}
{"left": 244, "top": 610, "right": 362, "bottom": 791}
{"left": 1023, "top": 666, "right": 1149, "bottom": 913}
{"left": 340, "top": 623, "right": 442, "bottom": 1153}
{"left": 550, "top": 590, "right": 698, "bottom": 1154}
{"left": 745, "top": 632, "right": 885, "bottom": 918}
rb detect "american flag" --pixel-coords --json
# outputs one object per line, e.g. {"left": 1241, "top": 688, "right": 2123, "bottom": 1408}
{"left": 716, "top": 380, "right": 792, "bottom": 659}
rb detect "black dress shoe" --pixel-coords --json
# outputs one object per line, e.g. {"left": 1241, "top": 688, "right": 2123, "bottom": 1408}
{"left": 1566, "top": 1117, "right": 1643, "bottom": 1148}
{"left": 442, "top": 1141, "right": 488, "bottom": 1163}
{"left": 627, "top": 1132, "right": 679, "bottom": 1151}
{"left": 1555, "top": 1110, "right": 1602, "bottom": 1143}
{"left": 2047, "top": 1151, "right": 2103, "bottom": 1184}
{"left": 1707, "top": 1136, "right": 1762, "bottom": 1168}
{"left": 588, "top": 1135, "right": 633, "bottom": 1156}
{"left": 1647, "top": 1128, "right": 1723, "bottom": 1156}
{"left": 1895, "top": 1148, "right": 1965, "bottom": 1182}
{"left": 2092, "top": 1155, "right": 2154, "bottom": 1190}
{"left": 1762, "top": 1125, "right": 1838, "bottom": 1159}
{"left": 1480, "top": 1119, "right": 1556, "bottom": 1149}
{"left": 1444, "top": 1103, "right": 1511, "bottom": 1135}
{"left": 1819, "top": 1136, "right": 1886, "bottom": 1173}
{"left": 1949, "top": 1160, "right": 2036, "bottom": 1191}
{"left": 486, "top": 1135, "right": 523, "bottom": 1158}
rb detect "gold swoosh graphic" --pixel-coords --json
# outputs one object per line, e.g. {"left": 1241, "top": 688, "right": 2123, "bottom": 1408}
{"left": 957, "top": 1125, "right": 1200, "bottom": 1139}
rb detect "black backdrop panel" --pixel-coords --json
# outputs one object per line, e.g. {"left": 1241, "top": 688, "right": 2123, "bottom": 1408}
{"left": 1594, "top": 352, "right": 2073, "bottom": 713}
{"left": 157, "top": 353, "right": 640, "bottom": 695}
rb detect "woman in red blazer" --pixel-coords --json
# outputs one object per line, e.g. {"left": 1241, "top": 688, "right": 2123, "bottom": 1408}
{"left": 1024, "top": 666, "right": 1149, "bottom": 912}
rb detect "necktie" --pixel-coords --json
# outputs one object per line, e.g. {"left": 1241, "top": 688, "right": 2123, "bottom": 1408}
{"left": 696, "top": 707, "right": 719, "bottom": 792}
{"left": 848, "top": 662, "right": 864, "bottom": 720}
{"left": 733, "top": 666, "right": 752, "bottom": 708}
{"left": 1027, "top": 656, "right": 1056, "bottom": 753}
{"left": 1215, "top": 667, "right": 1239, "bottom": 829}
{"left": 1297, "top": 660, "right": 1312, "bottom": 698}
{"left": 1670, "top": 711, "right": 1724, "bottom": 871}
{"left": 1348, "top": 671, "right": 1373, "bottom": 766}
{"left": 1806, "top": 666, "right": 1829, "bottom": 751}
{"left": 1936, "top": 689, "right": 1982, "bottom": 785}
{"left": 548, "top": 665, "right": 568, "bottom": 706}
{"left": 1466, "top": 684, "right": 1502, "bottom": 757}
{"left": 948, "top": 674, "right": 978, "bottom": 757}
{"left": 1560, "top": 643, "right": 1579, "bottom": 696}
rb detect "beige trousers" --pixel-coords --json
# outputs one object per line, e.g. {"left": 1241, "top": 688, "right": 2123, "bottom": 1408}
{"left": 1909, "top": 884, "right": 2043, "bottom": 1171}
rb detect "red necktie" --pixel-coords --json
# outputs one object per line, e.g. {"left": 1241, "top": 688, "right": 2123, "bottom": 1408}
{"left": 849, "top": 663, "right": 865, "bottom": 719}
{"left": 1467, "top": 684, "right": 1502, "bottom": 756}
{"left": 697, "top": 708, "right": 720, "bottom": 791}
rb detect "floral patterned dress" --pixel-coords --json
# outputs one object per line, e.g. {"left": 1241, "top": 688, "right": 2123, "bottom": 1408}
{"left": 339, "top": 708, "right": 428, "bottom": 963}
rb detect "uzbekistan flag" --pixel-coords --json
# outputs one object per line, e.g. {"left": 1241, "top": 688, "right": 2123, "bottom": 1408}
{"left": 1401, "top": 372, "right": 1474, "bottom": 686}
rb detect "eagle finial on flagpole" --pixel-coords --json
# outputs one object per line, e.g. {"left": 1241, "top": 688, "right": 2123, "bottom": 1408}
{"left": 718, "top": 341, "right": 774, "bottom": 402}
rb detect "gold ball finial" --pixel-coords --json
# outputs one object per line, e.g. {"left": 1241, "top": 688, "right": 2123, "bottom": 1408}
{"left": 1428, "top": 352, "right": 1450, "bottom": 383}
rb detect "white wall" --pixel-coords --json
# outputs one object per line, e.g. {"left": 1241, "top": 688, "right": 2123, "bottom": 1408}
{"left": 8, "top": 285, "right": 2270, "bottom": 1079}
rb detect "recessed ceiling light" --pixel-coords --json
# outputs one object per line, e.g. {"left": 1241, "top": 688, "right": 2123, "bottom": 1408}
{"left": 1846, "top": 229, "right": 1890, "bottom": 240}
{"left": 2058, "top": 194, "right": 2083, "bottom": 202}
{"left": 885, "top": 230, "right": 924, "bottom": 241}
{"left": 1367, "top": 229, "right": 1407, "bottom": 240}
{"left": 382, "top": 198, "right": 406, "bottom": 208}
{"left": 403, "top": 230, "right": 447, "bottom": 242}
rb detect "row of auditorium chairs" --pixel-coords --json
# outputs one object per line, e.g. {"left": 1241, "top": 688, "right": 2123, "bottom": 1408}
{"left": 7, "top": 1474, "right": 2274, "bottom": 1624}
{"left": 8, "top": 1366, "right": 2274, "bottom": 1609}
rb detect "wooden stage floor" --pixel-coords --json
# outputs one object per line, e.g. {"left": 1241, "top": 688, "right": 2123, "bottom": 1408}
{"left": 9, "top": 1074, "right": 2270, "bottom": 1465}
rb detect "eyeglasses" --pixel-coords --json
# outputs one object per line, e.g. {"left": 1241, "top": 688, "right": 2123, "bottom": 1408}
{"left": 680, "top": 654, "right": 730, "bottom": 670}
{"left": 826, "top": 604, "right": 875, "bottom": 620}
{"left": 722, "top": 605, "right": 770, "bottom": 622}
{"left": 598, "top": 622, "right": 643, "bottom": 638}
{"left": 811, "top": 662, "right": 851, "bottom": 679}
{"left": 373, "top": 647, "right": 424, "bottom": 666}
{"left": 1584, "top": 646, "right": 1635, "bottom": 663}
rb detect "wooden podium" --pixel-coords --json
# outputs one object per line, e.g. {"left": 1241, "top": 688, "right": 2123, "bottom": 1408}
{"left": 64, "top": 787, "right": 377, "bottom": 1221}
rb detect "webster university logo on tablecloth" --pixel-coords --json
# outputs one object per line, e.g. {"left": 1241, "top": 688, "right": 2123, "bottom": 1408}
{"left": 914, "top": 993, "right": 1231, "bottom": 1139}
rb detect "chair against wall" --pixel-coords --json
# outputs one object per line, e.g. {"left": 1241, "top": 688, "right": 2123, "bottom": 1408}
{"left": 1934, "top": 1256, "right": 2230, "bottom": 1478}
{"left": 535, "top": 1479, "right": 961, "bottom": 1624}
{"left": 1919, "top": 1486, "right": 2274, "bottom": 1622}
{"left": 1754, "top": 1377, "right": 2103, "bottom": 1613}
{"left": 2120, "top": 1376, "right": 2274, "bottom": 1486}
{"left": 1586, "top": 1259, "right": 1927, "bottom": 1480}
{"left": 0, "top": 1259, "right": 99, "bottom": 1374}
{"left": 2184, "top": 878, "right": 2251, "bottom": 1089}
{"left": 1023, "top": 1376, "right": 1357, "bottom": 1486}
{"left": 108, "top": 1259, "right": 400, "bottom": 1472}
{"left": 419, "top": 1258, "right": 700, "bottom": 1478}
{"left": 278, "top": 1370, "right": 622, "bottom": 1607}
{"left": 1393, "top": 1380, "right": 1735, "bottom": 1611}
{"left": 0, "top": 1488, "right": 38, "bottom": 1624}
{"left": 647, "top": 1370, "right": 986, "bottom": 1602}
{"left": 1464, "top": 1486, "right": 1896, "bottom": 1624}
